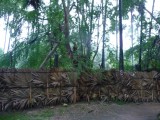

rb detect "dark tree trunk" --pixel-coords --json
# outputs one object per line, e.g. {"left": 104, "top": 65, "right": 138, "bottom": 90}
{"left": 149, "top": 0, "right": 155, "bottom": 38}
{"left": 62, "top": 0, "right": 72, "bottom": 57}
{"left": 139, "top": 12, "right": 143, "bottom": 71}
{"left": 131, "top": 8, "right": 134, "bottom": 70}
{"left": 119, "top": 0, "right": 124, "bottom": 71}
{"left": 87, "top": 0, "right": 94, "bottom": 59}
{"left": 138, "top": 2, "right": 144, "bottom": 71}
{"left": 116, "top": 0, "right": 118, "bottom": 68}
{"left": 146, "top": 0, "right": 155, "bottom": 69}
{"left": 101, "top": 0, "right": 107, "bottom": 69}
{"left": 92, "top": 12, "right": 100, "bottom": 63}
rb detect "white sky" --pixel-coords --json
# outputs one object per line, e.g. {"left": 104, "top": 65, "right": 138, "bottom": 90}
{"left": 0, "top": 0, "right": 159, "bottom": 53}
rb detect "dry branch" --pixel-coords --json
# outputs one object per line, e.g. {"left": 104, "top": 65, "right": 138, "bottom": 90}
{"left": 40, "top": 43, "right": 58, "bottom": 69}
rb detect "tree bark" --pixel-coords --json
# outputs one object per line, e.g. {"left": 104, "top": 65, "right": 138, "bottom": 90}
{"left": 92, "top": 12, "right": 100, "bottom": 63}
{"left": 131, "top": 8, "right": 134, "bottom": 70}
{"left": 87, "top": 0, "right": 94, "bottom": 61}
{"left": 101, "top": 0, "right": 107, "bottom": 69}
{"left": 116, "top": 0, "right": 119, "bottom": 68}
{"left": 4, "top": 15, "right": 9, "bottom": 53}
{"left": 147, "top": 0, "right": 155, "bottom": 70}
{"left": 62, "top": 0, "right": 72, "bottom": 57}
{"left": 149, "top": 0, "right": 155, "bottom": 38}
{"left": 138, "top": 2, "right": 144, "bottom": 71}
{"left": 119, "top": 0, "right": 124, "bottom": 71}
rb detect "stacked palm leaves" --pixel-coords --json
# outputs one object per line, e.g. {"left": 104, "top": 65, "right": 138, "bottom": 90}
{"left": 153, "top": 72, "right": 160, "bottom": 101}
{"left": 0, "top": 69, "right": 36, "bottom": 110}
{"left": 0, "top": 68, "right": 160, "bottom": 111}
{"left": 30, "top": 69, "right": 75, "bottom": 106}
{"left": 77, "top": 70, "right": 159, "bottom": 103}
{"left": 0, "top": 69, "right": 76, "bottom": 110}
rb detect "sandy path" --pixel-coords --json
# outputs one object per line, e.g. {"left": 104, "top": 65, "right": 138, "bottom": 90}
{"left": 49, "top": 102, "right": 160, "bottom": 120}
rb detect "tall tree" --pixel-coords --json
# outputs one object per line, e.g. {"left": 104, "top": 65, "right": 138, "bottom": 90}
{"left": 138, "top": 1, "right": 144, "bottom": 71}
{"left": 101, "top": 0, "right": 107, "bottom": 69}
{"left": 119, "top": 0, "right": 124, "bottom": 70}
{"left": 145, "top": 0, "right": 155, "bottom": 70}
{"left": 62, "top": 0, "right": 72, "bottom": 57}
{"left": 149, "top": 0, "right": 155, "bottom": 38}
{"left": 115, "top": 0, "right": 119, "bottom": 68}
{"left": 87, "top": 0, "right": 94, "bottom": 60}
{"left": 130, "top": 7, "right": 134, "bottom": 70}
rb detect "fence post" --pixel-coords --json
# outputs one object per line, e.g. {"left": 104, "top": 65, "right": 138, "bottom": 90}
{"left": 152, "top": 89, "right": 154, "bottom": 101}
{"left": 29, "top": 71, "right": 32, "bottom": 105}
{"left": 46, "top": 74, "right": 49, "bottom": 99}
{"left": 60, "top": 79, "right": 62, "bottom": 103}
{"left": 73, "top": 72, "right": 77, "bottom": 103}
{"left": 29, "top": 81, "right": 32, "bottom": 104}
{"left": 140, "top": 80, "right": 143, "bottom": 101}
{"left": 157, "top": 79, "right": 159, "bottom": 100}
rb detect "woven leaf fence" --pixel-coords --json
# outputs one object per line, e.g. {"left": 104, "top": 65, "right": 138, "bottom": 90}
{"left": 0, "top": 68, "right": 160, "bottom": 111}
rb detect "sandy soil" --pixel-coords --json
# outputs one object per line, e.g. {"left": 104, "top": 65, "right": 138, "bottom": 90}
{"left": 27, "top": 102, "right": 160, "bottom": 120}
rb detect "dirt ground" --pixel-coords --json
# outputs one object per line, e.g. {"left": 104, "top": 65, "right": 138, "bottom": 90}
{"left": 26, "top": 102, "right": 160, "bottom": 120}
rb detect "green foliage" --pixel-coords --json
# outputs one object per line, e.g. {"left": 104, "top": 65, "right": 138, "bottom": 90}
{"left": 0, "top": 53, "right": 11, "bottom": 68}
{"left": 0, "top": 108, "right": 54, "bottom": 120}
{"left": 24, "top": 10, "right": 39, "bottom": 23}
{"left": 0, "top": 0, "right": 159, "bottom": 70}
{"left": 0, "top": 112, "right": 30, "bottom": 120}
{"left": 0, "top": 48, "right": 13, "bottom": 68}
{"left": 107, "top": 45, "right": 118, "bottom": 69}
{"left": 125, "top": 36, "right": 160, "bottom": 71}
{"left": 16, "top": 39, "right": 51, "bottom": 68}
{"left": 0, "top": 48, "right": 3, "bottom": 55}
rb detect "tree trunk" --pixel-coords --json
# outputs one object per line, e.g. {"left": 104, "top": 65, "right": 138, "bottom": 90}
{"left": 138, "top": 2, "right": 144, "bottom": 71}
{"left": 101, "top": 0, "right": 107, "bottom": 69}
{"left": 116, "top": 0, "right": 119, "bottom": 69}
{"left": 146, "top": 0, "right": 155, "bottom": 69}
{"left": 87, "top": 0, "right": 94, "bottom": 62}
{"left": 131, "top": 8, "right": 134, "bottom": 70}
{"left": 76, "top": 0, "right": 83, "bottom": 54}
{"left": 92, "top": 12, "right": 100, "bottom": 63}
{"left": 119, "top": 0, "right": 124, "bottom": 71}
{"left": 62, "top": 0, "right": 72, "bottom": 57}
{"left": 149, "top": 0, "right": 155, "bottom": 38}
{"left": 4, "top": 15, "right": 9, "bottom": 53}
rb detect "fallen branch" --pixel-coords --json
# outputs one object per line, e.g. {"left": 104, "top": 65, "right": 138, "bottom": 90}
{"left": 40, "top": 43, "right": 58, "bottom": 69}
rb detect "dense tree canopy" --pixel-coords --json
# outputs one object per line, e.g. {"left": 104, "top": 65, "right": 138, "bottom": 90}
{"left": 0, "top": 0, "right": 160, "bottom": 71}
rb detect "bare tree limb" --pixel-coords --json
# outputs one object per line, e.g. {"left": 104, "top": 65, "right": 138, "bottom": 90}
{"left": 148, "top": 0, "right": 155, "bottom": 37}
{"left": 144, "top": 7, "right": 160, "bottom": 24}
{"left": 40, "top": 43, "right": 58, "bottom": 69}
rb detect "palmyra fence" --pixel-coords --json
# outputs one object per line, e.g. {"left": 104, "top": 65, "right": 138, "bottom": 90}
{"left": 0, "top": 68, "right": 160, "bottom": 111}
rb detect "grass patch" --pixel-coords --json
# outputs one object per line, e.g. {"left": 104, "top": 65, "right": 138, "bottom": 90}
{"left": 114, "top": 100, "right": 127, "bottom": 105}
{"left": 32, "top": 108, "right": 54, "bottom": 118}
{"left": 0, "top": 112, "right": 30, "bottom": 120}
{"left": 0, "top": 108, "right": 54, "bottom": 120}
{"left": 58, "top": 107, "right": 66, "bottom": 115}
